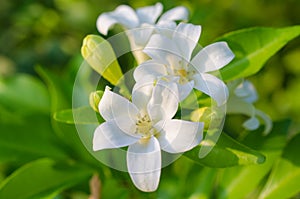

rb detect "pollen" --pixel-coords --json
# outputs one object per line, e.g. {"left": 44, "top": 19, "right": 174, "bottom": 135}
{"left": 136, "top": 114, "right": 153, "bottom": 137}
{"left": 177, "top": 69, "right": 188, "bottom": 77}
{"left": 175, "top": 69, "right": 190, "bottom": 84}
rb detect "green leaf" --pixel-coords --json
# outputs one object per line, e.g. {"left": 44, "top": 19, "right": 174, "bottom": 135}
{"left": 35, "top": 66, "right": 72, "bottom": 113}
{"left": 0, "top": 74, "right": 50, "bottom": 114}
{"left": 187, "top": 167, "right": 217, "bottom": 199}
{"left": 81, "top": 34, "right": 123, "bottom": 85}
{"left": 184, "top": 132, "right": 265, "bottom": 168}
{"left": 36, "top": 66, "right": 100, "bottom": 168}
{"left": 258, "top": 133, "right": 300, "bottom": 199}
{"left": 0, "top": 159, "right": 93, "bottom": 199}
{"left": 53, "top": 106, "right": 102, "bottom": 124}
{"left": 218, "top": 26, "right": 300, "bottom": 80}
{"left": 36, "top": 66, "right": 79, "bottom": 150}
{"left": 0, "top": 114, "right": 68, "bottom": 163}
{"left": 216, "top": 120, "right": 290, "bottom": 199}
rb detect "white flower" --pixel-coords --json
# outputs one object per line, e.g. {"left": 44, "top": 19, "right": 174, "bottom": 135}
{"left": 227, "top": 79, "right": 272, "bottom": 135}
{"left": 134, "top": 22, "right": 235, "bottom": 106}
{"left": 97, "top": 3, "right": 188, "bottom": 35}
{"left": 234, "top": 79, "right": 258, "bottom": 103}
{"left": 96, "top": 3, "right": 189, "bottom": 63}
{"left": 93, "top": 82, "right": 203, "bottom": 192}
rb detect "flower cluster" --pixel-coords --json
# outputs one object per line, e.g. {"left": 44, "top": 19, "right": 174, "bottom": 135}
{"left": 227, "top": 79, "right": 272, "bottom": 135}
{"left": 87, "top": 3, "right": 270, "bottom": 192}
{"left": 97, "top": 2, "right": 189, "bottom": 64}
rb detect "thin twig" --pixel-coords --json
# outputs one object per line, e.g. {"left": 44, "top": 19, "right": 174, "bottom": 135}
{"left": 88, "top": 173, "right": 101, "bottom": 199}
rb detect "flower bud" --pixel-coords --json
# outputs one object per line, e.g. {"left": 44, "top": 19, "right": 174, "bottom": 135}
{"left": 81, "top": 35, "right": 123, "bottom": 85}
{"left": 89, "top": 90, "right": 104, "bottom": 112}
{"left": 191, "top": 107, "right": 212, "bottom": 129}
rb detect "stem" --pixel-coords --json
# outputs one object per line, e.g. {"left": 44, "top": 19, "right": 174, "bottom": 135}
{"left": 89, "top": 173, "right": 101, "bottom": 199}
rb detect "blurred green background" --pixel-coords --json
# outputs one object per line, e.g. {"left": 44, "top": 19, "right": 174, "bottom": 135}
{"left": 0, "top": 0, "right": 300, "bottom": 198}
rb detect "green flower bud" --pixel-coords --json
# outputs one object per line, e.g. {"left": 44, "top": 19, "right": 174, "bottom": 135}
{"left": 191, "top": 107, "right": 212, "bottom": 129}
{"left": 81, "top": 35, "right": 123, "bottom": 85}
{"left": 89, "top": 90, "right": 104, "bottom": 112}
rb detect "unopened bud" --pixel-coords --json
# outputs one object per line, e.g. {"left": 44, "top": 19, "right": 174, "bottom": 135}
{"left": 81, "top": 35, "right": 123, "bottom": 85}
{"left": 191, "top": 107, "right": 212, "bottom": 129}
{"left": 89, "top": 90, "right": 104, "bottom": 112}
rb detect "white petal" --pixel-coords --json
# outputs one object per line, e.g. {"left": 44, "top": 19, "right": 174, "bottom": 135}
{"left": 255, "top": 109, "right": 273, "bottom": 135}
{"left": 156, "top": 119, "right": 203, "bottom": 153}
{"left": 147, "top": 80, "right": 179, "bottom": 122}
{"left": 177, "top": 80, "right": 195, "bottom": 101}
{"left": 113, "top": 116, "right": 139, "bottom": 136}
{"left": 143, "top": 34, "right": 181, "bottom": 65}
{"left": 235, "top": 80, "right": 258, "bottom": 103}
{"left": 99, "top": 86, "right": 139, "bottom": 125}
{"left": 193, "top": 73, "right": 229, "bottom": 106}
{"left": 136, "top": 3, "right": 163, "bottom": 24}
{"left": 134, "top": 60, "right": 167, "bottom": 82}
{"left": 173, "top": 23, "right": 201, "bottom": 61}
{"left": 159, "top": 6, "right": 189, "bottom": 22}
{"left": 126, "top": 25, "right": 154, "bottom": 64}
{"left": 132, "top": 75, "right": 156, "bottom": 111}
{"left": 96, "top": 5, "right": 139, "bottom": 35}
{"left": 155, "top": 20, "right": 177, "bottom": 39}
{"left": 243, "top": 117, "right": 260, "bottom": 130}
{"left": 191, "top": 42, "right": 235, "bottom": 73}
{"left": 127, "top": 137, "right": 161, "bottom": 192}
{"left": 93, "top": 121, "right": 139, "bottom": 151}
{"left": 227, "top": 96, "right": 255, "bottom": 117}
{"left": 126, "top": 24, "right": 155, "bottom": 48}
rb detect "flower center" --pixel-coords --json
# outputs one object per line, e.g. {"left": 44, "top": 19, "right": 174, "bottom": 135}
{"left": 177, "top": 69, "right": 188, "bottom": 77}
{"left": 136, "top": 114, "right": 153, "bottom": 138}
{"left": 175, "top": 69, "right": 194, "bottom": 84}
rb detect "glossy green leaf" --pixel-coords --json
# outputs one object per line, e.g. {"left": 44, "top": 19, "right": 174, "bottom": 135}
{"left": 54, "top": 106, "right": 102, "bottom": 124}
{"left": 81, "top": 34, "right": 123, "bottom": 85}
{"left": 53, "top": 90, "right": 104, "bottom": 124}
{"left": 0, "top": 159, "right": 93, "bottom": 199}
{"left": 216, "top": 120, "right": 290, "bottom": 199}
{"left": 36, "top": 66, "right": 81, "bottom": 153}
{"left": 36, "top": 66, "right": 100, "bottom": 168}
{"left": 0, "top": 114, "right": 68, "bottom": 163}
{"left": 184, "top": 132, "right": 265, "bottom": 168}
{"left": 0, "top": 74, "right": 50, "bottom": 114}
{"left": 35, "top": 66, "right": 72, "bottom": 113}
{"left": 218, "top": 26, "right": 300, "bottom": 80}
{"left": 258, "top": 133, "right": 300, "bottom": 199}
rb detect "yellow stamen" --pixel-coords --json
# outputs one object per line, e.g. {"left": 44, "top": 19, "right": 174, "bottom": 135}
{"left": 177, "top": 69, "right": 187, "bottom": 77}
{"left": 136, "top": 114, "right": 153, "bottom": 138}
